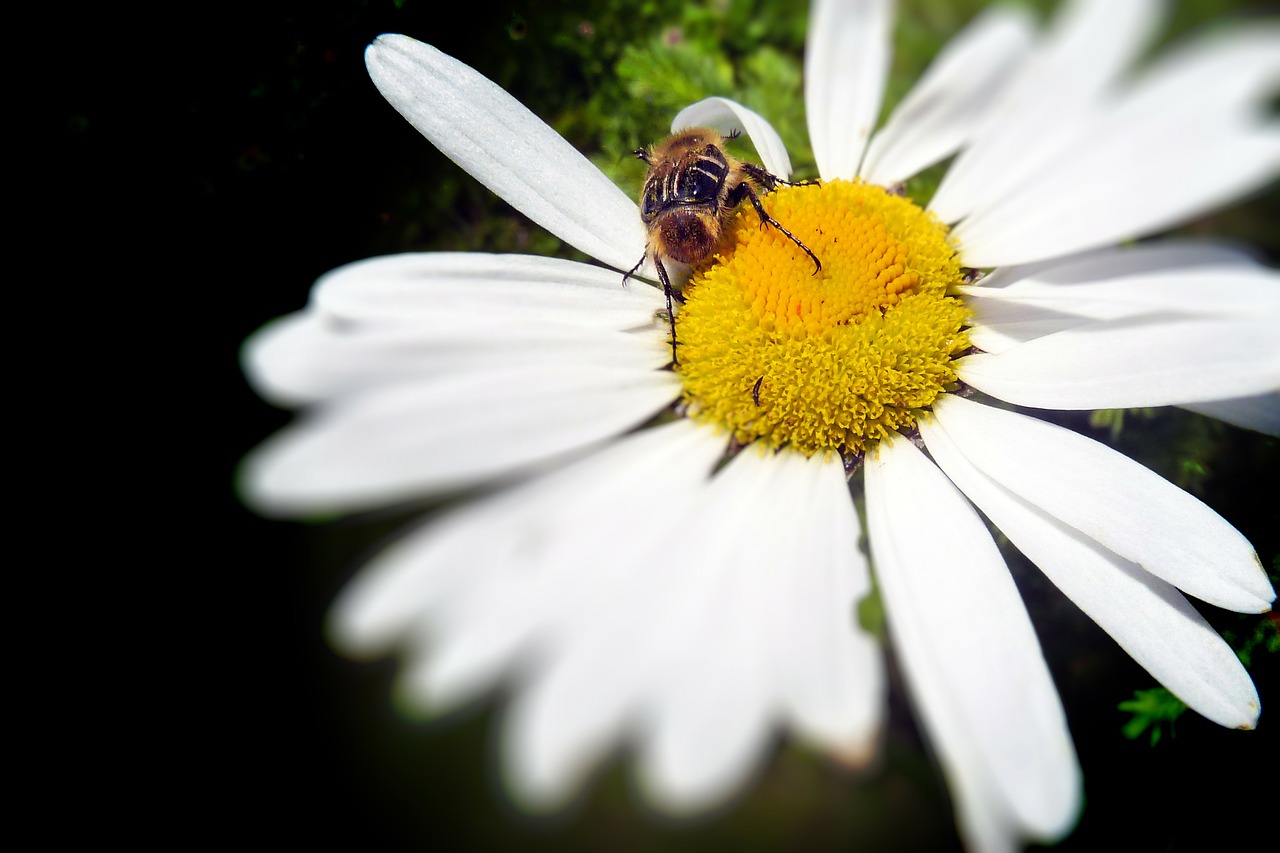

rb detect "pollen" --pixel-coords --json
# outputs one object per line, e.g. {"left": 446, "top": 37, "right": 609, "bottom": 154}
{"left": 675, "top": 179, "right": 970, "bottom": 456}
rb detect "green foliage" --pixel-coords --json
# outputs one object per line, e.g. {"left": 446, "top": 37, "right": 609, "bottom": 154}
{"left": 857, "top": 585, "right": 886, "bottom": 642}
{"left": 1089, "top": 408, "right": 1126, "bottom": 442}
{"left": 1087, "top": 406, "right": 1242, "bottom": 496}
{"left": 1088, "top": 407, "right": 1161, "bottom": 443}
{"left": 568, "top": 2, "right": 815, "bottom": 198}
{"left": 1223, "top": 614, "right": 1280, "bottom": 670}
{"left": 315, "top": 0, "right": 1276, "bottom": 266}
{"left": 1121, "top": 613, "right": 1277, "bottom": 746}
{"left": 1119, "top": 688, "right": 1187, "bottom": 747}
{"left": 390, "top": 0, "right": 1273, "bottom": 258}
{"left": 739, "top": 47, "right": 813, "bottom": 175}
{"left": 618, "top": 41, "right": 733, "bottom": 110}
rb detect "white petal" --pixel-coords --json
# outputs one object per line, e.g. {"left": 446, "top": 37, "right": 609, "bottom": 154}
{"left": 920, "top": 415, "right": 1262, "bottom": 730}
{"left": 500, "top": 484, "right": 710, "bottom": 808}
{"left": 958, "top": 314, "right": 1280, "bottom": 410}
{"left": 241, "top": 364, "right": 680, "bottom": 516}
{"left": 960, "top": 241, "right": 1280, "bottom": 360}
{"left": 405, "top": 428, "right": 728, "bottom": 718}
{"left": 636, "top": 449, "right": 807, "bottom": 812}
{"left": 926, "top": 0, "right": 1167, "bottom": 225}
{"left": 329, "top": 419, "right": 723, "bottom": 663}
{"left": 1182, "top": 393, "right": 1280, "bottom": 437}
{"left": 859, "top": 5, "right": 1035, "bottom": 187}
{"left": 931, "top": 395, "right": 1275, "bottom": 612}
{"left": 242, "top": 252, "right": 671, "bottom": 407}
{"left": 243, "top": 309, "right": 668, "bottom": 408}
{"left": 952, "top": 27, "right": 1280, "bottom": 267}
{"left": 961, "top": 243, "right": 1280, "bottom": 320}
{"left": 504, "top": 446, "right": 883, "bottom": 812}
{"left": 498, "top": 427, "right": 725, "bottom": 807}
{"left": 312, "top": 253, "right": 664, "bottom": 329}
{"left": 775, "top": 453, "right": 883, "bottom": 754}
{"left": 865, "top": 435, "right": 1081, "bottom": 845}
{"left": 672, "top": 97, "right": 793, "bottom": 179}
{"left": 365, "top": 35, "right": 646, "bottom": 271}
{"left": 504, "top": 651, "right": 639, "bottom": 810}
{"left": 804, "top": 0, "right": 893, "bottom": 180}
{"left": 401, "top": 420, "right": 727, "bottom": 733}
{"left": 930, "top": 0, "right": 1163, "bottom": 224}
{"left": 974, "top": 240, "right": 1262, "bottom": 289}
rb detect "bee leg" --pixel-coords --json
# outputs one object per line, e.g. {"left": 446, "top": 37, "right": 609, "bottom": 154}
{"left": 739, "top": 162, "right": 781, "bottom": 193}
{"left": 621, "top": 254, "right": 678, "bottom": 365}
{"left": 737, "top": 182, "right": 823, "bottom": 275}
{"left": 739, "top": 162, "right": 820, "bottom": 193}
{"left": 633, "top": 149, "right": 652, "bottom": 165}
{"left": 621, "top": 254, "right": 645, "bottom": 287}
{"left": 653, "top": 258, "right": 679, "bottom": 367}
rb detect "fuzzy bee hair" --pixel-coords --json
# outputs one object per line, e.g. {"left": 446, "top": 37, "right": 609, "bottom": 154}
{"left": 624, "top": 127, "right": 820, "bottom": 365}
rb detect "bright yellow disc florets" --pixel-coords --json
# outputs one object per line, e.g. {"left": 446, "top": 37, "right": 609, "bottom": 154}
{"left": 676, "top": 179, "right": 970, "bottom": 455}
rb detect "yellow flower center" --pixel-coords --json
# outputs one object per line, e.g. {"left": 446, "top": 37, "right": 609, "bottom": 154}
{"left": 676, "top": 179, "right": 970, "bottom": 456}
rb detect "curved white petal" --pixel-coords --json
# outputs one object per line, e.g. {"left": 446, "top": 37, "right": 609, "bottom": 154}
{"left": 971, "top": 240, "right": 1262, "bottom": 292}
{"left": 776, "top": 452, "right": 883, "bottom": 754}
{"left": 328, "top": 419, "right": 879, "bottom": 815}
{"left": 931, "top": 395, "right": 1275, "bottom": 612}
{"left": 920, "top": 415, "right": 1261, "bottom": 730}
{"left": 804, "top": 0, "right": 893, "bottom": 180}
{"left": 961, "top": 241, "right": 1280, "bottom": 364}
{"left": 865, "top": 434, "right": 1081, "bottom": 846}
{"left": 312, "top": 253, "right": 664, "bottom": 328}
{"left": 634, "top": 452, "right": 785, "bottom": 811}
{"left": 635, "top": 449, "right": 846, "bottom": 811}
{"left": 952, "top": 27, "right": 1280, "bottom": 268}
{"left": 930, "top": 0, "right": 1163, "bottom": 224}
{"left": 1182, "top": 393, "right": 1280, "bottom": 437}
{"left": 244, "top": 310, "right": 669, "bottom": 408}
{"left": 329, "top": 419, "right": 722, "bottom": 660}
{"left": 243, "top": 252, "right": 672, "bottom": 406}
{"left": 502, "top": 444, "right": 883, "bottom": 814}
{"left": 672, "top": 97, "right": 793, "bottom": 179}
{"left": 860, "top": 5, "right": 1035, "bottom": 187}
{"left": 497, "top": 425, "right": 730, "bottom": 807}
{"left": 241, "top": 365, "right": 680, "bottom": 516}
{"left": 365, "top": 35, "right": 646, "bottom": 271}
{"left": 958, "top": 314, "right": 1280, "bottom": 410}
{"left": 961, "top": 244, "right": 1280, "bottom": 320}
{"left": 404, "top": 419, "right": 726, "bottom": 728}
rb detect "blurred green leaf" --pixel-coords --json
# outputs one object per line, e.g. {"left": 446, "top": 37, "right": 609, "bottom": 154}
{"left": 1119, "top": 688, "right": 1187, "bottom": 747}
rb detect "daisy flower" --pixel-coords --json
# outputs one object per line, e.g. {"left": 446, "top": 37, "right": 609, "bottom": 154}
{"left": 242, "top": 0, "right": 1278, "bottom": 849}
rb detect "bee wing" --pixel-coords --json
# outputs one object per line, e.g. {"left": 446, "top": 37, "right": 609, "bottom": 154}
{"left": 671, "top": 97, "right": 793, "bottom": 180}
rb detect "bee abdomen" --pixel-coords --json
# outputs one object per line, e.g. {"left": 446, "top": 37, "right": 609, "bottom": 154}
{"left": 658, "top": 210, "right": 719, "bottom": 265}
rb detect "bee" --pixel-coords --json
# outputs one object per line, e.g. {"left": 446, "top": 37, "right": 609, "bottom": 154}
{"left": 623, "top": 127, "right": 821, "bottom": 364}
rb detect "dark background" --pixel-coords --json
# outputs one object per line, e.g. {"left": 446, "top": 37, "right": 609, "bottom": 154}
{"left": 58, "top": 0, "right": 1277, "bottom": 849}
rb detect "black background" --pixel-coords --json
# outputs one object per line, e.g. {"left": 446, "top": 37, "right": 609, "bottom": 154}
{"left": 55, "top": 1, "right": 1278, "bottom": 849}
